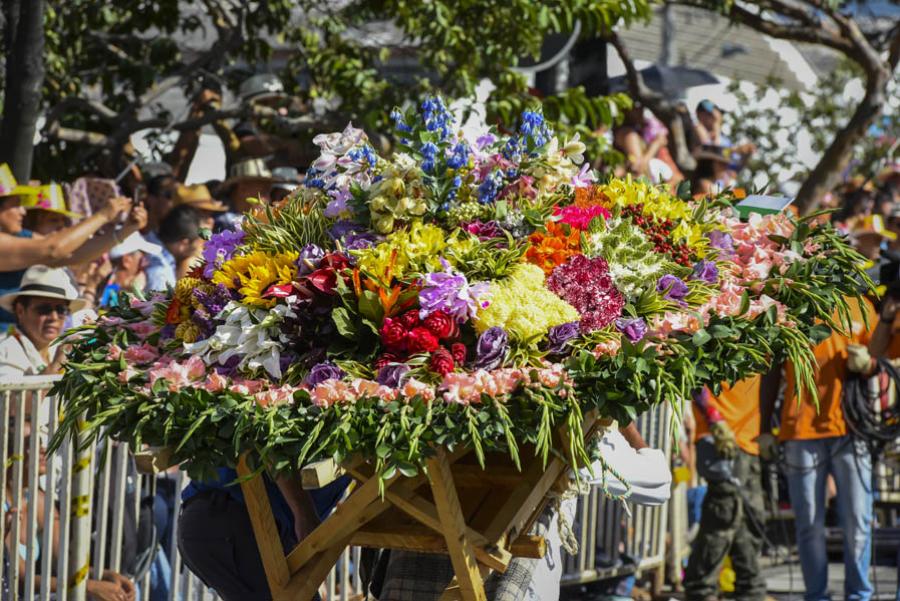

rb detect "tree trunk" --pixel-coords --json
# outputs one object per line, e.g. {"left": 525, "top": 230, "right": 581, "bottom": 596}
{"left": 795, "top": 68, "right": 889, "bottom": 215}
{"left": 0, "top": 0, "right": 45, "bottom": 182}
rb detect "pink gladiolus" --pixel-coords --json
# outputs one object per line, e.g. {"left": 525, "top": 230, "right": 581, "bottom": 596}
{"left": 124, "top": 343, "right": 160, "bottom": 365}
{"left": 229, "top": 379, "right": 265, "bottom": 395}
{"left": 401, "top": 378, "right": 435, "bottom": 402}
{"left": 310, "top": 379, "right": 351, "bottom": 407}
{"left": 127, "top": 320, "right": 157, "bottom": 339}
{"left": 203, "top": 372, "right": 228, "bottom": 393}
{"left": 106, "top": 344, "right": 123, "bottom": 361}
{"left": 254, "top": 386, "right": 296, "bottom": 407}
{"left": 592, "top": 339, "right": 621, "bottom": 358}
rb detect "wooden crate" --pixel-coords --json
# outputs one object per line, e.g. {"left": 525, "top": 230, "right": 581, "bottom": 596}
{"left": 237, "top": 411, "right": 608, "bottom": 601}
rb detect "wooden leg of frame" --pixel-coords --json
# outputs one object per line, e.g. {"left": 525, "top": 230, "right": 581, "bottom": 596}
{"left": 427, "top": 448, "right": 488, "bottom": 601}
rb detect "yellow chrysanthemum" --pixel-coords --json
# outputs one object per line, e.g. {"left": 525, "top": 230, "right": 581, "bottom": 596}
{"left": 474, "top": 263, "right": 579, "bottom": 340}
{"left": 175, "top": 320, "right": 201, "bottom": 343}
{"left": 174, "top": 277, "right": 202, "bottom": 304}
{"left": 212, "top": 250, "right": 298, "bottom": 308}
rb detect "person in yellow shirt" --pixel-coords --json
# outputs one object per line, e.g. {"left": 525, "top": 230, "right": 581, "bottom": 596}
{"left": 759, "top": 299, "right": 876, "bottom": 601}
{"left": 684, "top": 378, "right": 766, "bottom": 601}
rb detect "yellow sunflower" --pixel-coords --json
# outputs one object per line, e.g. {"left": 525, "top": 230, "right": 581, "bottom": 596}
{"left": 212, "top": 250, "right": 299, "bottom": 308}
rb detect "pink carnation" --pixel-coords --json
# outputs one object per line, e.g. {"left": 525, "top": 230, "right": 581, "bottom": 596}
{"left": 553, "top": 204, "right": 611, "bottom": 231}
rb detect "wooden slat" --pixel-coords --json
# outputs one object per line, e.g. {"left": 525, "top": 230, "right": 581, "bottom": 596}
{"left": 427, "top": 448, "right": 488, "bottom": 601}
{"left": 300, "top": 458, "right": 344, "bottom": 489}
{"left": 286, "top": 469, "right": 411, "bottom": 572}
{"left": 275, "top": 534, "right": 353, "bottom": 601}
{"left": 509, "top": 534, "right": 546, "bottom": 559}
{"left": 237, "top": 455, "right": 291, "bottom": 592}
{"left": 351, "top": 529, "right": 447, "bottom": 553}
{"left": 348, "top": 466, "right": 512, "bottom": 573}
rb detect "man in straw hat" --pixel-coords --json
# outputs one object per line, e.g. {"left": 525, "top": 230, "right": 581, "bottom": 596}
{"left": 173, "top": 183, "right": 227, "bottom": 232}
{"left": 0, "top": 265, "right": 87, "bottom": 378}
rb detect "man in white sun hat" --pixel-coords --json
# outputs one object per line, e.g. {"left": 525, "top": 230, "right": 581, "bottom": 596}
{"left": 0, "top": 265, "right": 86, "bottom": 379}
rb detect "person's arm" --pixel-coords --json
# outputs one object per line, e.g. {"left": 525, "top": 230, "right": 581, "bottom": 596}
{"left": 0, "top": 197, "right": 130, "bottom": 272}
{"left": 869, "top": 298, "right": 897, "bottom": 358}
{"left": 758, "top": 366, "right": 782, "bottom": 460}
{"left": 618, "top": 422, "right": 648, "bottom": 450}
{"left": 46, "top": 204, "right": 147, "bottom": 267}
{"left": 619, "top": 130, "right": 651, "bottom": 176}
{"left": 274, "top": 474, "right": 321, "bottom": 544}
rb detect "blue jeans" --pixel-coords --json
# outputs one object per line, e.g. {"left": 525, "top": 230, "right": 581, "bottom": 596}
{"left": 783, "top": 436, "right": 873, "bottom": 601}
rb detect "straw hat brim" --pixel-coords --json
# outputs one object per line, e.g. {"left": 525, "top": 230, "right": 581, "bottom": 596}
{"left": 0, "top": 289, "right": 87, "bottom": 314}
{"left": 219, "top": 174, "right": 277, "bottom": 192}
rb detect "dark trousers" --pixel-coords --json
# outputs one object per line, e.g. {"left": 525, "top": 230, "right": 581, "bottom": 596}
{"left": 684, "top": 449, "right": 767, "bottom": 601}
{"left": 177, "top": 489, "right": 300, "bottom": 601}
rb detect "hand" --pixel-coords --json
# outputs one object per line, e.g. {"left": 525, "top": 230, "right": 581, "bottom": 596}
{"left": 125, "top": 203, "right": 148, "bottom": 232}
{"left": 102, "top": 571, "right": 135, "bottom": 601}
{"left": 47, "top": 344, "right": 73, "bottom": 374}
{"left": 98, "top": 196, "right": 132, "bottom": 223}
{"left": 710, "top": 421, "right": 738, "bottom": 459}
{"left": 87, "top": 579, "right": 129, "bottom": 601}
{"left": 738, "top": 142, "right": 757, "bottom": 155}
{"left": 847, "top": 343, "right": 875, "bottom": 374}
{"left": 757, "top": 432, "right": 779, "bottom": 462}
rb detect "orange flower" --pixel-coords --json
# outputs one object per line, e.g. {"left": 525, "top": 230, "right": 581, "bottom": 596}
{"left": 525, "top": 221, "right": 582, "bottom": 274}
{"left": 573, "top": 186, "right": 609, "bottom": 208}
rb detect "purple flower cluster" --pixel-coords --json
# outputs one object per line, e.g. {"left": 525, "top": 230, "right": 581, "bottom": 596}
{"left": 615, "top": 317, "right": 648, "bottom": 343}
{"left": 708, "top": 230, "right": 735, "bottom": 255}
{"left": 376, "top": 363, "right": 410, "bottom": 388}
{"left": 418, "top": 260, "right": 490, "bottom": 322}
{"left": 475, "top": 327, "right": 508, "bottom": 370}
{"left": 201, "top": 229, "right": 245, "bottom": 278}
{"left": 690, "top": 260, "right": 719, "bottom": 284}
{"left": 298, "top": 244, "right": 325, "bottom": 274}
{"left": 547, "top": 322, "right": 580, "bottom": 355}
{"left": 305, "top": 361, "right": 345, "bottom": 387}
{"left": 657, "top": 274, "right": 689, "bottom": 302}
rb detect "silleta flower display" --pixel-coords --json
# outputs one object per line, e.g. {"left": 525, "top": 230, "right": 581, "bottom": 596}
{"left": 53, "top": 98, "right": 870, "bottom": 483}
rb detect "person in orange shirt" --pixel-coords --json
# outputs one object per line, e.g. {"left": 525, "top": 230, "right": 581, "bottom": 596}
{"left": 759, "top": 299, "right": 876, "bottom": 601}
{"left": 683, "top": 378, "right": 766, "bottom": 601}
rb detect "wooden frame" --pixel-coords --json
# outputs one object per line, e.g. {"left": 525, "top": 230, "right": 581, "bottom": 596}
{"left": 237, "top": 411, "right": 607, "bottom": 601}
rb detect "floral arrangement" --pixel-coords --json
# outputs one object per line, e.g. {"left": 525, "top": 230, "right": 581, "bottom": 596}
{"left": 53, "top": 98, "right": 869, "bottom": 482}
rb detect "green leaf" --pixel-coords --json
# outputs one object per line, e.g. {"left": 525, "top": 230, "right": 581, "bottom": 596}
{"left": 331, "top": 307, "right": 357, "bottom": 338}
{"left": 692, "top": 330, "right": 712, "bottom": 347}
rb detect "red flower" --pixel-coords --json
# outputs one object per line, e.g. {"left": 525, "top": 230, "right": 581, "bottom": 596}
{"left": 307, "top": 268, "right": 338, "bottom": 294}
{"left": 165, "top": 298, "right": 182, "bottom": 324}
{"left": 374, "top": 352, "right": 403, "bottom": 370}
{"left": 407, "top": 327, "right": 439, "bottom": 354}
{"left": 429, "top": 347, "right": 455, "bottom": 376}
{"left": 423, "top": 310, "right": 458, "bottom": 340}
{"left": 380, "top": 318, "right": 408, "bottom": 350}
{"left": 399, "top": 310, "right": 421, "bottom": 330}
{"left": 264, "top": 283, "right": 295, "bottom": 299}
{"left": 450, "top": 342, "right": 467, "bottom": 365}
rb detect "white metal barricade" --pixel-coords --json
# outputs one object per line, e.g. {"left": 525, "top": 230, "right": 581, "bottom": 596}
{"left": 561, "top": 402, "right": 682, "bottom": 593}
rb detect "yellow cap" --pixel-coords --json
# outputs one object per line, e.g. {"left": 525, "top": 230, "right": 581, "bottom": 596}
{"left": 21, "top": 183, "right": 82, "bottom": 219}
{"left": 0, "top": 163, "right": 39, "bottom": 199}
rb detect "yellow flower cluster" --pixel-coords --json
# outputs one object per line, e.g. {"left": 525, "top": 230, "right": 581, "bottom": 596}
{"left": 175, "top": 320, "right": 201, "bottom": 343}
{"left": 175, "top": 277, "right": 203, "bottom": 304}
{"left": 354, "top": 222, "right": 475, "bottom": 286}
{"left": 212, "top": 250, "right": 299, "bottom": 308}
{"left": 474, "top": 263, "right": 579, "bottom": 340}
{"left": 596, "top": 176, "right": 712, "bottom": 254}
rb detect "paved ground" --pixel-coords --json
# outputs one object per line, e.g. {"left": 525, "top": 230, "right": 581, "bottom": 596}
{"left": 765, "top": 563, "right": 898, "bottom": 601}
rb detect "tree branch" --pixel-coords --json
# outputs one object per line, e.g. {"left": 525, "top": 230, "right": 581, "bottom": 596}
{"left": 606, "top": 31, "right": 697, "bottom": 174}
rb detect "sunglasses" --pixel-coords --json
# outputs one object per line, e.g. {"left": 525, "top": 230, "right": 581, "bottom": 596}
{"left": 32, "top": 303, "right": 70, "bottom": 317}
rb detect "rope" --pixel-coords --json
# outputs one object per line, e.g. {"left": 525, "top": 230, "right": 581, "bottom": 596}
{"left": 843, "top": 359, "right": 900, "bottom": 456}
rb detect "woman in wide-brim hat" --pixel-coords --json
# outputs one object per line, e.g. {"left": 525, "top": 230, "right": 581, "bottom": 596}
{"left": 22, "top": 183, "right": 83, "bottom": 235}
